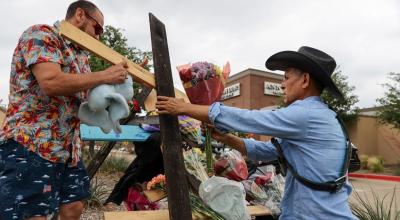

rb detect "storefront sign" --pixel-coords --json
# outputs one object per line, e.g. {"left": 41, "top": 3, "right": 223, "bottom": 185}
{"left": 264, "top": 81, "right": 283, "bottom": 96}
{"left": 221, "top": 83, "right": 240, "bottom": 100}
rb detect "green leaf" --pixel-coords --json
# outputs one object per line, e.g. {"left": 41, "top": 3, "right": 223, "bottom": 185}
{"left": 321, "top": 67, "right": 359, "bottom": 122}
{"left": 88, "top": 25, "right": 153, "bottom": 94}
{"left": 377, "top": 72, "right": 400, "bottom": 129}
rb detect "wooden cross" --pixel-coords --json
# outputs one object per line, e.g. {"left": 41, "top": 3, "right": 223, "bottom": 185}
{"left": 59, "top": 14, "right": 192, "bottom": 219}
{"left": 149, "top": 13, "right": 192, "bottom": 220}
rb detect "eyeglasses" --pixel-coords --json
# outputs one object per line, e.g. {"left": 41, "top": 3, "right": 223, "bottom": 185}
{"left": 82, "top": 9, "right": 103, "bottom": 36}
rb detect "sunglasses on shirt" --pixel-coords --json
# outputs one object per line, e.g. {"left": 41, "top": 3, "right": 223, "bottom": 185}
{"left": 82, "top": 9, "right": 103, "bottom": 36}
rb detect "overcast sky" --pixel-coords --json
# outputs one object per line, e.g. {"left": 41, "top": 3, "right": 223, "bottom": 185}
{"left": 0, "top": 0, "right": 399, "bottom": 108}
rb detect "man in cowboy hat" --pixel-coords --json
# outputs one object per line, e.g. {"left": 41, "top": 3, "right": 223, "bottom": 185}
{"left": 156, "top": 46, "right": 357, "bottom": 219}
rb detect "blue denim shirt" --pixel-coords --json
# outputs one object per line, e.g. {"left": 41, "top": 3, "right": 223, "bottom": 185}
{"left": 209, "top": 96, "right": 357, "bottom": 220}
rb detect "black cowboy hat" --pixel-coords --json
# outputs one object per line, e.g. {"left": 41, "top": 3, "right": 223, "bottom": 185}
{"left": 265, "top": 46, "right": 343, "bottom": 100}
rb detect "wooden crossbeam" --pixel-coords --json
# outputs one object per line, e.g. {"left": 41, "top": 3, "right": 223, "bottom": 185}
{"left": 127, "top": 115, "right": 160, "bottom": 125}
{"left": 103, "top": 205, "right": 272, "bottom": 220}
{"left": 59, "top": 20, "right": 188, "bottom": 102}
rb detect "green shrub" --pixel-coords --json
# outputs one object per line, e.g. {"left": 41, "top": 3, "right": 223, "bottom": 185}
{"left": 85, "top": 177, "right": 108, "bottom": 208}
{"left": 395, "top": 161, "right": 400, "bottom": 176}
{"left": 350, "top": 187, "right": 400, "bottom": 220}
{"left": 367, "top": 156, "right": 384, "bottom": 173}
{"left": 99, "top": 155, "right": 130, "bottom": 173}
{"left": 360, "top": 154, "right": 369, "bottom": 169}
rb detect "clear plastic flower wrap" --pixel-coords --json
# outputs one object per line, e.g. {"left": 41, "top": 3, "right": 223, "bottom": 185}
{"left": 214, "top": 149, "right": 248, "bottom": 181}
{"left": 178, "top": 61, "right": 230, "bottom": 174}
{"left": 199, "top": 176, "right": 251, "bottom": 220}
{"left": 183, "top": 148, "right": 209, "bottom": 182}
{"left": 242, "top": 165, "right": 285, "bottom": 217}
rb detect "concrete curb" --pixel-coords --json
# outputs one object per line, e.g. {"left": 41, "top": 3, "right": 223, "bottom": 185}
{"left": 349, "top": 173, "right": 400, "bottom": 182}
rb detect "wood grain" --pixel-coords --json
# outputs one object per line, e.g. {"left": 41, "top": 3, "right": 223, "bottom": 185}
{"left": 103, "top": 205, "right": 272, "bottom": 220}
{"left": 59, "top": 20, "right": 188, "bottom": 101}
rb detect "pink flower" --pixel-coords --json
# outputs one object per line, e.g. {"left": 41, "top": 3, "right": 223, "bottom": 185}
{"left": 146, "top": 174, "right": 166, "bottom": 190}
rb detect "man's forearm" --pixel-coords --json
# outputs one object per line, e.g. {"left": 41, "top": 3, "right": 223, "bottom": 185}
{"left": 178, "top": 103, "right": 247, "bottom": 156}
{"left": 220, "top": 133, "right": 248, "bottom": 156}
{"left": 41, "top": 71, "right": 108, "bottom": 96}
{"left": 180, "top": 103, "right": 211, "bottom": 123}
{"left": 32, "top": 61, "right": 128, "bottom": 97}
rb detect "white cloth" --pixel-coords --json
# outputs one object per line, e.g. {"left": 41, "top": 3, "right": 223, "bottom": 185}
{"left": 78, "top": 76, "right": 133, "bottom": 133}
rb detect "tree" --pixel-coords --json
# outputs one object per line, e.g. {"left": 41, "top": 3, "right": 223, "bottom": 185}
{"left": 321, "top": 68, "right": 359, "bottom": 122}
{"left": 89, "top": 25, "right": 153, "bottom": 95}
{"left": 377, "top": 72, "right": 400, "bottom": 129}
{"left": 85, "top": 26, "right": 152, "bottom": 157}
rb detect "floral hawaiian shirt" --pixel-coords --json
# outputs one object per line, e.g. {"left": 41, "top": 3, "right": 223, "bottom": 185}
{"left": 0, "top": 21, "right": 91, "bottom": 166}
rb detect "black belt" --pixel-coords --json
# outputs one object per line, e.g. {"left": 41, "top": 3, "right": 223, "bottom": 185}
{"left": 270, "top": 113, "right": 351, "bottom": 193}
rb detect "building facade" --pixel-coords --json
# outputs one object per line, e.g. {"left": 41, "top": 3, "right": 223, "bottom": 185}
{"left": 221, "top": 68, "right": 284, "bottom": 109}
{"left": 347, "top": 107, "right": 400, "bottom": 165}
{"left": 221, "top": 68, "right": 284, "bottom": 141}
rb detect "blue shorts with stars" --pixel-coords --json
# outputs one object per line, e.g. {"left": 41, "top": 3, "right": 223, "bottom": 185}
{"left": 0, "top": 139, "right": 90, "bottom": 219}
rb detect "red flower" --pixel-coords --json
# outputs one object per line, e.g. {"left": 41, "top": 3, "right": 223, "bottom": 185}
{"left": 254, "top": 172, "right": 274, "bottom": 186}
{"left": 128, "top": 99, "right": 141, "bottom": 112}
{"left": 133, "top": 100, "right": 140, "bottom": 112}
{"left": 179, "top": 68, "right": 193, "bottom": 82}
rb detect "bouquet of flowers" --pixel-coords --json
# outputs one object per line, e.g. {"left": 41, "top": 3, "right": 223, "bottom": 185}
{"left": 178, "top": 61, "right": 230, "bottom": 105}
{"left": 178, "top": 61, "right": 230, "bottom": 174}
{"left": 125, "top": 184, "right": 160, "bottom": 211}
{"left": 147, "top": 174, "right": 225, "bottom": 220}
{"left": 242, "top": 165, "right": 285, "bottom": 216}
{"left": 214, "top": 149, "right": 248, "bottom": 181}
{"left": 141, "top": 115, "right": 202, "bottom": 145}
{"left": 183, "top": 148, "right": 209, "bottom": 182}
{"left": 147, "top": 174, "right": 167, "bottom": 191}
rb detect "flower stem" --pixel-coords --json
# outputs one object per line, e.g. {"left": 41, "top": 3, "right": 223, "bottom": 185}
{"left": 205, "top": 126, "right": 213, "bottom": 175}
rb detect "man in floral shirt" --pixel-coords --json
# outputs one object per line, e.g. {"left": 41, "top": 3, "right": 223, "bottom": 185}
{"left": 0, "top": 1, "right": 129, "bottom": 219}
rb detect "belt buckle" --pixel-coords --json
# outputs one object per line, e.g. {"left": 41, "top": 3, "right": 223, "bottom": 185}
{"left": 332, "top": 175, "right": 346, "bottom": 192}
{"left": 278, "top": 157, "right": 287, "bottom": 177}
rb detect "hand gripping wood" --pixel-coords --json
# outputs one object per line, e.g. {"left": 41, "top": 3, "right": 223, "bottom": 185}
{"left": 59, "top": 20, "right": 188, "bottom": 101}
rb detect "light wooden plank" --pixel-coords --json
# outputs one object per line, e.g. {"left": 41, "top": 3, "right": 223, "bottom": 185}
{"left": 59, "top": 20, "right": 188, "bottom": 101}
{"left": 104, "top": 205, "right": 272, "bottom": 220}
{"left": 247, "top": 205, "right": 272, "bottom": 217}
{"left": 143, "top": 189, "right": 167, "bottom": 202}
{"left": 127, "top": 115, "right": 160, "bottom": 125}
{"left": 104, "top": 210, "right": 169, "bottom": 220}
{"left": 144, "top": 89, "right": 157, "bottom": 112}
{"left": 59, "top": 21, "right": 154, "bottom": 86}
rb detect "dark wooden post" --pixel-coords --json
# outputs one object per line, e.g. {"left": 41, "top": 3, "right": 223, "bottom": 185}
{"left": 149, "top": 13, "right": 192, "bottom": 220}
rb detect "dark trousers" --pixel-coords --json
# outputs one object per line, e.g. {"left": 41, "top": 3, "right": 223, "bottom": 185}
{"left": 105, "top": 132, "right": 164, "bottom": 205}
